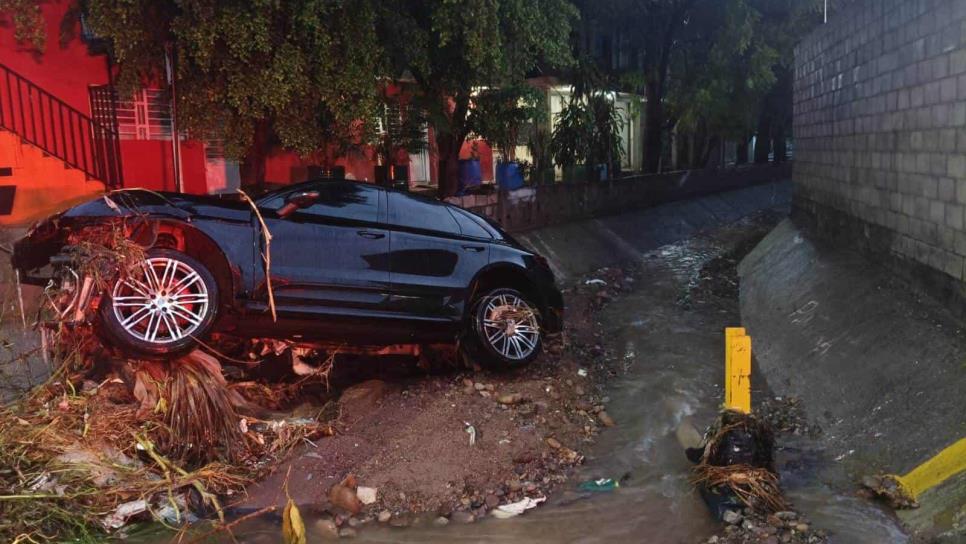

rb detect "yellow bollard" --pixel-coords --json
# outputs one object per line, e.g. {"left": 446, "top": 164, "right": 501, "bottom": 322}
{"left": 724, "top": 329, "right": 751, "bottom": 414}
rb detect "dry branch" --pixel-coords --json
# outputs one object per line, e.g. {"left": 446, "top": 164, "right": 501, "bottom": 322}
{"left": 237, "top": 190, "right": 277, "bottom": 322}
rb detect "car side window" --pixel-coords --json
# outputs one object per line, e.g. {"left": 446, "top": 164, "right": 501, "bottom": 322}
{"left": 388, "top": 192, "right": 461, "bottom": 235}
{"left": 449, "top": 207, "right": 492, "bottom": 239}
{"left": 266, "top": 182, "right": 380, "bottom": 222}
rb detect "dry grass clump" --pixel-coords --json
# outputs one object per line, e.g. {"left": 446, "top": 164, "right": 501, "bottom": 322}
{"left": 691, "top": 463, "right": 788, "bottom": 513}
{"left": 0, "top": 351, "right": 333, "bottom": 543}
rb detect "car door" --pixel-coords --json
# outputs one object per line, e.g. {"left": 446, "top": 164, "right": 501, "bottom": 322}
{"left": 386, "top": 192, "right": 490, "bottom": 320}
{"left": 257, "top": 181, "right": 391, "bottom": 315}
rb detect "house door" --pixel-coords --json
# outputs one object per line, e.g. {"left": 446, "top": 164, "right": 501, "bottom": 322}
{"left": 409, "top": 145, "right": 431, "bottom": 183}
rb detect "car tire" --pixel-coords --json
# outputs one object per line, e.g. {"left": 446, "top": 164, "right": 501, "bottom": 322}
{"left": 466, "top": 287, "right": 543, "bottom": 369}
{"left": 99, "top": 249, "right": 219, "bottom": 358}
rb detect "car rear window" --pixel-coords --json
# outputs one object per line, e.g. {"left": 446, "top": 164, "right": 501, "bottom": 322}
{"left": 388, "top": 192, "right": 461, "bottom": 235}
{"left": 449, "top": 207, "right": 492, "bottom": 239}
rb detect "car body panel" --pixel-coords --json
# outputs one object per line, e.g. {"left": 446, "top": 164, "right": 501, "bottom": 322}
{"left": 385, "top": 190, "right": 490, "bottom": 320}
{"left": 253, "top": 182, "right": 392, "bottom": 324}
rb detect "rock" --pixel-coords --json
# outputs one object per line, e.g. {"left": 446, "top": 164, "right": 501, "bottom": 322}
{"left": 338, "top": 528, "right": 357, "bottom": 538}
{"left": 767, "top": 514, "right": 784, "bottom": 527}
{"left": 545, "top": 437, "right": 562, "bottom": 449}
{"left": 462, "top": 378, "right": 474, "bottom": 388}
{"left": 329, "top": 482, "right": 362, "bottom": 515}
{"left": 433, "top": 516, "right": 450, "bottom": 527}
{"left": 314, "top": 518, "right": 339, "bottom": 538}
{"left": 861, "top": 475, "right": 881, "bottom": 489}
{"left": 597, "top": 411, "right": 616, "bottom": 427}
{"left": 474, "top": 382, "right": 486, "bottom": 391}
{"left": 450, "top": 511, "right": 475, "bottom": 524}
{"left": 339, "top": 380, "right": 388, "bottom": 417}
{"left": 356, "top": 486, "right": 377, "bottom": 505}
{"left": 741, "top": 519, "right": 755, "bottom": 531}
{"left": 485, "top": 494, "right": 500, "bottom": 509}
{"left": 775, "top": 511, "right": 797, "bottom": 520}
{"left": 377, "top": 510, "right": 391, "bottom": 523}
{"left": 497, "top": 393, "right": 525, "bottom": 405}
{"left": 723, "top": 510, "right": 743, "bottom": 525}
{"left": 794, "top": 523, "right": 809, "bottom": 532}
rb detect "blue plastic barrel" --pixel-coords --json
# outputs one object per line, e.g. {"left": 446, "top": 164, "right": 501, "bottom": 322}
{"left": 496, "top": 161, "right": 524, "bottom": 191}
{"left": 458, "top": 159, "right": 482, "bottom": 194}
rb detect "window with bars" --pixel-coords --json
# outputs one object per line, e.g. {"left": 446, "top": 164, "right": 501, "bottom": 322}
{"left": 89, "top": 86, "right": 173, "bottom": 141}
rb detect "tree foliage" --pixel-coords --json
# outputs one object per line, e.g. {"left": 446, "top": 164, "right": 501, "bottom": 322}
{"left": 0, "top": 0, "right": 45, "bottom": 51}
{"left": 84, "top": 0, "right": 384, "bottom": 185}
{"left": 378, "top": 0, "right": 578, "bottom": 196}
{"left": 579, "top": 0, "right": 829, "bottom": 170}
{"left": 468, "top": 84, "right": 545, "bottom": 161}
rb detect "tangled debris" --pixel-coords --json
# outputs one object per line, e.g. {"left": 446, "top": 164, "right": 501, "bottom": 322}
{"left": 0, "top": 224, "right": 335, "bottom": 543}
{"left": 691, "top": 411, "right": 829, "bottom": 544}
{"left": 858, "top": 474, "right": 919, "bottom": 510}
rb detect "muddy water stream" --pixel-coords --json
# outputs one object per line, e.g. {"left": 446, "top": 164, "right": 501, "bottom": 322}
{"left": 162, "top": 233, "right": 908, "bottom": 544}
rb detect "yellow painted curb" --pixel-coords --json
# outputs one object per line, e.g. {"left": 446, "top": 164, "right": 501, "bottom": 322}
{"left": 891, "top": 437, "right": 966, "bottom": 500}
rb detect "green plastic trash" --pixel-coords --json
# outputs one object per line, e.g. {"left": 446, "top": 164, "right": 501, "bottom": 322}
{"left": 578, "top": 478, "right": 620, "bottom": 492}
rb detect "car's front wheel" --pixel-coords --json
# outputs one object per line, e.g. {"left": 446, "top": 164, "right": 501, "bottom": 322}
{"left": 99, "top": 249, "right": 219, "bottom": 358}
{"left": 467, "top": 287, "right": 542, "bottom": 369}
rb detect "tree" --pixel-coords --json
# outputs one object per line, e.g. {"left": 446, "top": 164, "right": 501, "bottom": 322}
{"left": 665, "top": 0, "right": 778, "bottom": 167}
{"left": 378, "top": 0, "right": 578, "bottom": 197}
{"left": 84, "top": 0, "right": 384, "bottom": 188}
{"left": 578, "top": 0, "right": 702, "bottom": 172}
{"left": 549, "top": 60, "right": 624, "bottom": 178}
{"left": 371, "top": 86, "right": 429, "bottom": 185}
{"left": 467, "top": 84, "right": 545, "bottom": 162}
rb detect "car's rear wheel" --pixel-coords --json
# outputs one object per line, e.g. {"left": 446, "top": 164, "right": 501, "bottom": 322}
{"left": 99, "top": 249, "right": 218, "bottom": 358}
{"left": 467, "top": 287, "right": 542, "bottom": 369}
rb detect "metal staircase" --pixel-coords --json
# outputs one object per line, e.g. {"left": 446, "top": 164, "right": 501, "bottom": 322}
{"left": 0, "top": 62, "right": 123, "bottom": 188}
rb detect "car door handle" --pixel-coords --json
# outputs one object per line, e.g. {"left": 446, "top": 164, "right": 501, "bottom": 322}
{"left": 462, "top": 245, "right": 485, "bottom": 252}
{"left": 357, "top": 230, "right": 385, "bottom": 239}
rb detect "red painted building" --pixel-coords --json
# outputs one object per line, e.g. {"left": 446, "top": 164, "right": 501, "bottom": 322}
{"left": 0, "top": 0, "right": 501, "bottom": 225}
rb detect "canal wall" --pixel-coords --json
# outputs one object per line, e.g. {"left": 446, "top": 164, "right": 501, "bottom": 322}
{"left": 739, "top": 218, "right": 966, "bottom": 539}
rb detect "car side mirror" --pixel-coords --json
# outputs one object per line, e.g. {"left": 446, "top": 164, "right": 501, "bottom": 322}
{"left": 278, "top": 190, "right": 320, "bottom": 218}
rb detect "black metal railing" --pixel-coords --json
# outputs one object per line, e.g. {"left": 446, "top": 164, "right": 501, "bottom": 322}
{"left": 0, "top": 62, "right": 123, "bottom": 188}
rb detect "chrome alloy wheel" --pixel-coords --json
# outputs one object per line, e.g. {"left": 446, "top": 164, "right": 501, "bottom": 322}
{"left": 111, "top": 257, "right": 210, "bottom": 344}
{"left": 481, "top": 293, "right": 540, "bottom": 360}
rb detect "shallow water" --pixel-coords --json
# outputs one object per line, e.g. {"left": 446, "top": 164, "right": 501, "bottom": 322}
{"left": 168, "top": 233, "right": 907, "bottom": 544}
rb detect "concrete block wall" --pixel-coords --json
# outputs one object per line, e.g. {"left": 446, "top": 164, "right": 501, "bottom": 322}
{"left": 794, "top": 0, "right": 966, "bottom": 283}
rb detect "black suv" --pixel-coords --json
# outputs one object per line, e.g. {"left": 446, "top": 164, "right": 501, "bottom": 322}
{"left": 13, "top": 180, "right": 563, "bottom": 368}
